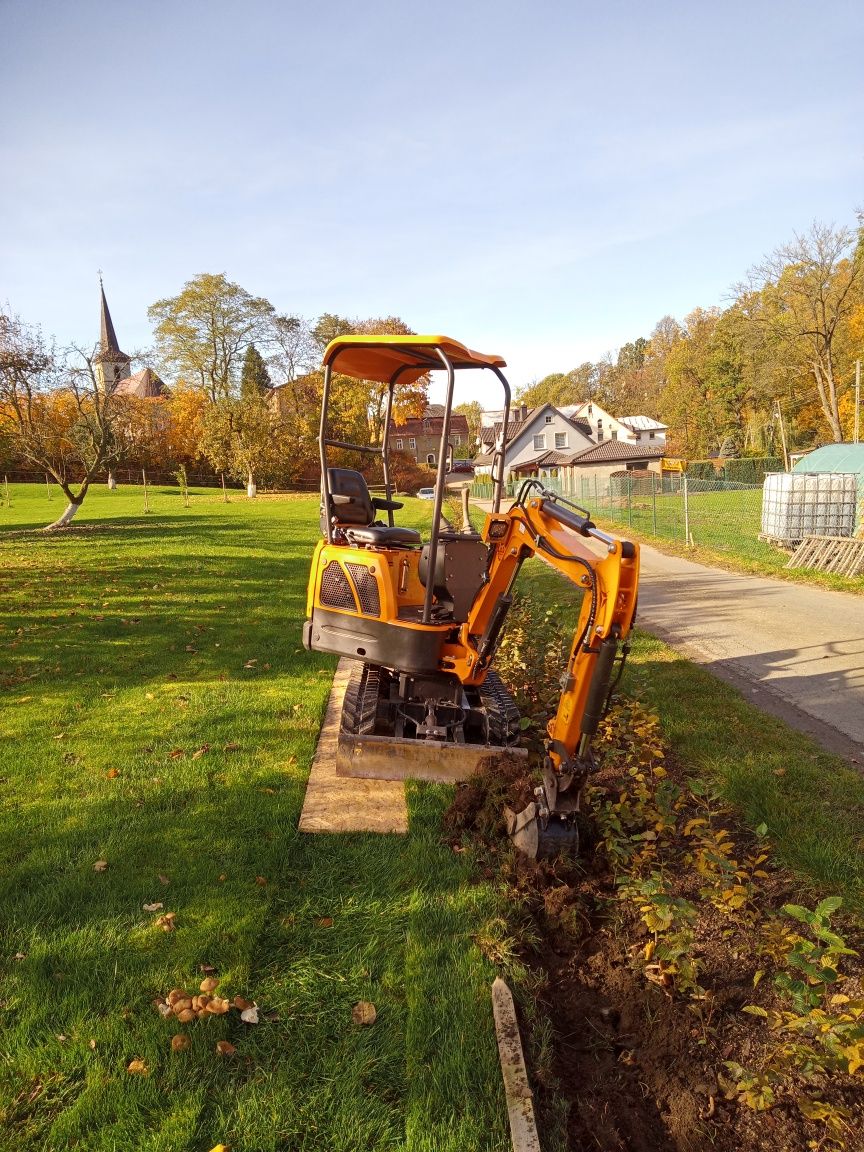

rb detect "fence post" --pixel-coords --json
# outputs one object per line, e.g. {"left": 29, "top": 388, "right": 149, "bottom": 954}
{"left": 627, "top": 474, "right": 633, "bottom": 527}
{"left": 652, "top": 473, "right": 657, "bottom": 535}
{"left": 683, "top": 474, "right": 690, "bottom": 543}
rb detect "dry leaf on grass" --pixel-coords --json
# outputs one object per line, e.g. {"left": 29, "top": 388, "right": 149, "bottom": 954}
{"left": 215, "top": 1040, "right": 236, "bottom": 1055}
{"left": 155, "top": 912, "right": 177, "bottom": 932}
{"left": 127, "top": 1058, "right": 148, "bottom": 1075}
{"left": 209, "top": 1145, "right": 231, "bottom": 1152}
{"left": 243, "top": 659, "right": 257, "bottom": 668}
{"left": 106, "top": 768, "right": 120, "bottom": 779}
{"left": 352, "top": 1001, "right": 377, "bottom": 1026}
{"left": 191, "top": 744, "right": 209, "bottom": 760}
{"left": 93, "top": 860, "right": 108, "bottom": 873}
{"left": 223, "top": 741, "right": 240, "bottom": 752}
{"left": 158, "top": 873, "right": 170, "bottom": 885}
{"left": 255, "top": 876, "right": 268, "bottom": 887}
{"left": 240, "top": 1005, "right": 259, "bottom": 1024}
{"left": 200, "top": 977, "right": 220, "bottom": 993}
{"left": 317, "top": 916, "right": 333, "bottom": 928}
{"left": 171, "top": 1034, "right": 191, "bottom": 1053}
{"left": 233, "top": 996, "right": 253, "bottom": 1011}
{"left": 169, "top": 748, "right": 185, "bottom": 759}
{"left": 200, "top": 963, "right": 217, "bottom": 974}
{"left": 143, "top": 902, "right": 163, "bottom": 912}
{"left": 14, "top": 952, "right": 26, "bottom": 961}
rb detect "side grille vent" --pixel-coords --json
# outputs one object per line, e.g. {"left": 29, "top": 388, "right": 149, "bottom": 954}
{"left": 320, "top": 560, "right": 356, "bottom": 610}
{"left": 346, "top": 563, "right": 381, "bottom": 617}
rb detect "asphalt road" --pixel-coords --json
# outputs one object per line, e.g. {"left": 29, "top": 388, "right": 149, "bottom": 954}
{"left": 636, "top": 545, "right": 864, "bottom": 765}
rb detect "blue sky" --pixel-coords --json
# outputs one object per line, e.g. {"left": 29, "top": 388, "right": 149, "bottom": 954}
{"left": 2, "top": 0, "right": 862, "bottom": 405}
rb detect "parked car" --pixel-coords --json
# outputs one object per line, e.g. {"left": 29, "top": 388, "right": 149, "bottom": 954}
{"left": 417, "top": 487, "right": 436, "bottom": 500}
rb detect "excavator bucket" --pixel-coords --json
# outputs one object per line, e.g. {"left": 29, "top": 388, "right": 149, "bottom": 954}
{"left": 505, "top": 795, "right": 580, "bottom": 860}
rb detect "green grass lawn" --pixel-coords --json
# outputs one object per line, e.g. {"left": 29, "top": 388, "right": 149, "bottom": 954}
{"left": 0, "top": 485, "right": 514, "bottom": 1152}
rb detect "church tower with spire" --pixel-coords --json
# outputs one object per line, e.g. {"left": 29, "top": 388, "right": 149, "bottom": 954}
{"left": 94, "top": 278, "right": 131, "bottom": 392}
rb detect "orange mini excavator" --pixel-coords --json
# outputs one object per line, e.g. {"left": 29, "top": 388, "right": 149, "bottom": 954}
{"left": 303, "top": 335, "right": 639, "bottom": 858}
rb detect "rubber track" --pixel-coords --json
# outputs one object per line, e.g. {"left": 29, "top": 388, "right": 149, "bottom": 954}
{"left": 479, "top": 669, "right": 521, "bottom": 746}
{"left": 341, "top": 662, "right": 381, "bottom": 736}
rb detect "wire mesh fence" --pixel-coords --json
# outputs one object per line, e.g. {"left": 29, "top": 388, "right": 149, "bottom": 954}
{"left": 472, "top": 471, "right": 779, "bottom": 562}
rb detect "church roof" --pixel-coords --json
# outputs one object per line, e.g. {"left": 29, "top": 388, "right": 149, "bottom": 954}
{"left": 114, "top": 367, "right": 164, "bottom": 399}
{"left": 94, "top": 281, "right": 131, "bottom": 364}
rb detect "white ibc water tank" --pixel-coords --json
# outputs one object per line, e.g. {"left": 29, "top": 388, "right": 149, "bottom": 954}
{"left": 761, "top": 472, "right": 858, "bottom": 543}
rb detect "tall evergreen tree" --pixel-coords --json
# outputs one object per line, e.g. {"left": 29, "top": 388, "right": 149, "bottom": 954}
{"left": 240, "top": 344, "right": 272, "bottom": 399}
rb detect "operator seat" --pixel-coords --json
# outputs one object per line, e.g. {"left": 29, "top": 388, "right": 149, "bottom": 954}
{"left": 324, "top": 468, "right": 422, "bottom": 548}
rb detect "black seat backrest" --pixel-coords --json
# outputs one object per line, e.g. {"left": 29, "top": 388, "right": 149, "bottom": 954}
{"left": 326, "top": 468, "right": 375, "bottom": 526}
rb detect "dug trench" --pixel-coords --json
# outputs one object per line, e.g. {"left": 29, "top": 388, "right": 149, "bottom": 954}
{"left": 443, "top": 725, "right": 864, "bottom": 1152}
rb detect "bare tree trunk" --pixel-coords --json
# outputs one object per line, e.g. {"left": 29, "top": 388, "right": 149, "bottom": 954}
{"left": 107, "top": 470, "right": 117, "bottom": 490}
{"left": 247, "top": 471, "right": 257, "bottom": 499}
{"left": 44, "top": 500, "right": 82, "bottom": 530}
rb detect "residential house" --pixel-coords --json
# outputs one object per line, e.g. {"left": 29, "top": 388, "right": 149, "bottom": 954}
{"left": 561, "top": 402, "right": 632, "bottom": 445}
{"left": 475, "top": 403, "right": 595, "bottom": 479}
{"left": 618, "top": 415, "right": 668, "bottom": 447}
{"left": 558, "top": 440, "right": 666, "bottom": 488}
{"left": 387, "top": 405, "right": 470, "bottom": 466}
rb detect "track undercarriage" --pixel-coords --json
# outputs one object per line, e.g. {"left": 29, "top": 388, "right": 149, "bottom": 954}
{"left": 340, "top": 661, "right": 520, "bottom": 749}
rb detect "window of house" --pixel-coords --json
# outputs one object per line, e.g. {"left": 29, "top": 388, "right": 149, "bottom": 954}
{"left": 426, "top": 453, "right": 435, "bottom": 465}
{"left": 649, "top": 431, "right": 656, "bottom": 439}
{"left": 587, "top": 404, "right": 593, "bottom": 416}
{"left": 453, "top": 435, "right": 461, "bottom": 446}
{"left": 395, "top": 438, "right": 403, "bottom": 450}
{"left": 408, "top": 437, "right": 416, "bottom": 449}
{"left": 533, "top": 434, "right": 545, "bottom": 450}
{"left": 545, "top": 415, "right": 553, "bottom": 424}
{"left": 597, "top": 419, "right": 604, "bottom": 442}
{"left": 555, "top": 432, "right": 567, "bottom": 449}
{"left": 635, "top": 432, "right": 642, "bottom": 441}
{"left": 612, "top": 430, "right": 618, "bottom": 440}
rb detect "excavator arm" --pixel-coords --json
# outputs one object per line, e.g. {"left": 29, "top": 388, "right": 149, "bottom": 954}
{"left": 469, "top": 483, "right": 639, "bottom": 857}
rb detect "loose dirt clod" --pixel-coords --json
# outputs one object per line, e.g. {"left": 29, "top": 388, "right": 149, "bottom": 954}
{"left": 352, "top": 1001, "right": 377, "bottom": 1026}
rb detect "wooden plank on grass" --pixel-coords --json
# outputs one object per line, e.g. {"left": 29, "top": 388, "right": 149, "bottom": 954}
{"left": 299, "top": 659, "right": 408, "bottom": 835}
{"left": 492, "top": 977, "right": 542, "bottom": 1152}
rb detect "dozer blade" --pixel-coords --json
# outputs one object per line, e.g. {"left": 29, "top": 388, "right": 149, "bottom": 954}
{"left": 505, "top": 796, "right": 579, "bottom": 860}
{"left": 337, "top": 730, "right": 526, "bottom": 784}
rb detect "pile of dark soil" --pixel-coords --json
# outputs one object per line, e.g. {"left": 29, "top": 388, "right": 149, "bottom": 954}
{"left": 444, "top": 751, "right": 864, "bottom": 1152}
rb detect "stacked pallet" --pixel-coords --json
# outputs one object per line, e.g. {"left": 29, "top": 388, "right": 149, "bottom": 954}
{"left": 786, "top": 535, "right": 864, "bottom": 577}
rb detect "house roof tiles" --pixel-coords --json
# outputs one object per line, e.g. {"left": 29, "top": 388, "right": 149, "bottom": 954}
{"left": 568, "top": 440, "right": 666, "bottom": 465}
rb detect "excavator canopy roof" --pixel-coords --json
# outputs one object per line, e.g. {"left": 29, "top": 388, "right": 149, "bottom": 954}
{"left": 322, "top": 334, "right": 507, "bottom": 384}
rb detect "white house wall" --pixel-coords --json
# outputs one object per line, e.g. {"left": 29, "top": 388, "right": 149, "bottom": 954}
{"left": 505, "top": 409, "right": 594, "bottom": 476}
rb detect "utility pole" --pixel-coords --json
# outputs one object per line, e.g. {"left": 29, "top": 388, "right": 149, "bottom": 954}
{"left": 775, "top": 399, "right": 789, "bottom": 471}
{"left": 855, "top": 360, "right": 860, "bottom": 445}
